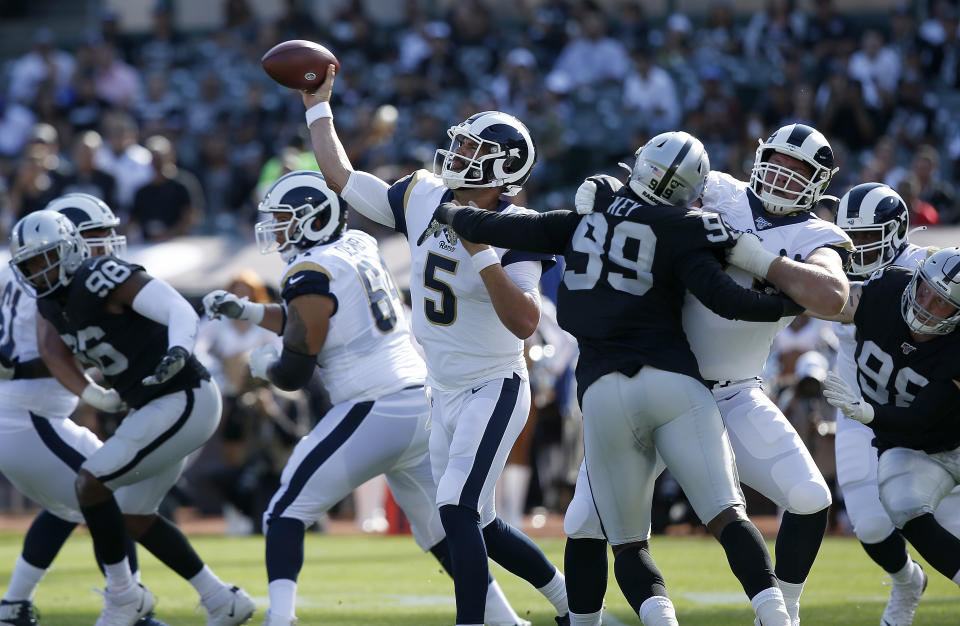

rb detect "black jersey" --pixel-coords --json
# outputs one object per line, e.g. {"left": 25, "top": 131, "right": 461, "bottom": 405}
{"left": 853, "top": 266, "right": 960, "bottom": 453}
{"left": 444, "top": 190, "right": 796, "bottom": 397}
{"left": 37, "top": 256, "right": 208, "bottom": 409}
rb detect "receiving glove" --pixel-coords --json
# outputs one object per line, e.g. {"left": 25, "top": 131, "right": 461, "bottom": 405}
{"left": 81, "top": 382, "right": 127, "bottom": 413}
{"left": 726, "top": 232, "right": 779, "bottom": 278}
{"left": 202, "top": 290, "right": 265, "bottom": 324}
{"left": 822, "top": 372, "right": 875, "bottom": 424}
{"left": 249, "top": 344, "right": 279, "bottom": 381}
{"left": 142, "top": 346, "right": 189, "bottom": 386}
{"left": 574, "top": 174, "right": 624, "bottom": 214}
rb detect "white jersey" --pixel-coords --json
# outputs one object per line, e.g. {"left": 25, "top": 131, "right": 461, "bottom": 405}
{"left": 385, "top": 170, "right": 552, "bottom": 390}
{"left": 0, "top": 267, "right": 78, "bottom": 426}
{"left": 683, "top": 171, "right": 853, "bottom": 381}
{"left": 280, "top": 230, "right": 426, "bottom": 405}
{"left": 834, "top": 243, "right": 930, "bottom": 394}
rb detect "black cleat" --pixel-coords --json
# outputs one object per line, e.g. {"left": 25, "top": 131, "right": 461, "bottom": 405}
{"left": 0, "top": 600, "right": 38, "bottom": 626}
{"left": 136, "top": 611, "right": 170, "bottom": 626}
{"left": 555, "top": 614, "right": 570, "bottom": 626}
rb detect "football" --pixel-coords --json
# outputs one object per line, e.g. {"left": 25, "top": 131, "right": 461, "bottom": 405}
{"left": 261, "top": 40, "right": 340, "bottom": 91}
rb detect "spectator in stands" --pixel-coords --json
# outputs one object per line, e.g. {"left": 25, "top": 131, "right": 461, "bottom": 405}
{"left": 815, "top": 68, "right": 877, "bottom": 155}
{"left": 898, "top": 175, "right": 941, "bottom": 227}
{"left": 849, "top": 29, "right": 901, "bottom": 112}
{"left": 908, "top": 144, "right": 957, "bottom": 222}
{"left": 7, "top": 27, "right": 75, "bottom": 105}
{"left": 804, "top": 0, "right": 853, "bottom": 70}
{"left": 94, "top": 111, "right": 153, "bottom": 213}
{"left": 547, "top": 5, "right": 631, "bottom": 90}
{"left": 129, "top": 135, "right": 199, "bottom": 242}
{"left": 58, "top": 130, "right": 117, "bottom": 207}
{"left": 743, "top": 0, "right": 806, "bottom": 67}
{"left": 622, "top": 49, "right": 681, "bottom": 137}
{"left": 90, "top": 41, "right": 141, "bottom": 109}
{"left": 135, "top": 71, "right": 185, "bottom": 137}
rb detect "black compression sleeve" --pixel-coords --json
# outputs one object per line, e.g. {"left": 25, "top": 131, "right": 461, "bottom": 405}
{"left": 870, "top": 379, "right": 960, "bottom": 433}
{"left": 678, "top": 250, "right": 794, "bottom": 321}
{"left": 446, "top": 206, "right": 577, "bottom": 254}
{"left": 266, "top": 346, "right": 316, "bottom": 391}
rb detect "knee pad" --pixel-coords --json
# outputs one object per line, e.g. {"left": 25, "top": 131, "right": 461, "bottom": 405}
{"left": 882, "top": 492, "right": 934, "bottom": 529}
{"left": 564, "top": 494, "right": 605, "bottom": 540}
{"left": 785, "top": 480, "right": 832, "bottom": 515}
{"left": 852, "top": 513, "right": 896, "bottom": 545}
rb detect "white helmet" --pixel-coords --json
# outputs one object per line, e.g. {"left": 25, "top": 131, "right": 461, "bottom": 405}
{"left": 44, "top": 193, "right": 127, "bottom": 257}
{"left": 9, "top": 210, "right": 90, "bottom": 297}
{"left": 901, "top": 247, "right": 960, "bottom": 335}
{"left": 255, "top": 170, "right": 346, "bottom": 262}
{"left": 750, "top": 123, "right": 837, "bottom": 215}
{"left": 836, "top": 183, "right": 909, "bottom": 276}
{"left": 434, "top": 111, "right": 536, "bottom": 196}
{"left": 626, "top": 131, "right": 710, "bottom": 207}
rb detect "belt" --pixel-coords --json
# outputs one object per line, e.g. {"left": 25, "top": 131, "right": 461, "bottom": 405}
{"left": 704, "top": 377, "right": 761, "bottom": 390}
{"left": 403, "top": 384, "right": 425, "bottom": 390}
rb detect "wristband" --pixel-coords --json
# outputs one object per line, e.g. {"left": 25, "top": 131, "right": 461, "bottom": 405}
{"left": 245, "top": 302, "right": 265, "bottom": 325}
{"left": 305, "top": 101, "right": 332, "bottom": 126}
{"left": 471, "top": 248, "right": 500, "bottom": 273}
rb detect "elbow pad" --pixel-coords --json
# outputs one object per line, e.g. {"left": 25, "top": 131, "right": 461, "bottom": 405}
{"left": 267, "top": 346, "right": 316, "bottom": 391}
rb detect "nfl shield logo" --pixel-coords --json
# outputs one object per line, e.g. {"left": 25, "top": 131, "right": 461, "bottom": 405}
{"left": 901, "top": 342, "right": 917, "bottom": 355}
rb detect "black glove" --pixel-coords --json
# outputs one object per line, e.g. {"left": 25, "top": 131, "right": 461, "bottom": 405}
{"left": 142, "top": 346, "right": 190, "bottom": 386}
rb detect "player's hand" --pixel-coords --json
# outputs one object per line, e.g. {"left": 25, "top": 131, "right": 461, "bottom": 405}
{"left": 822, "top": 372, "right": 874, "bottom": 424}
{"left": 81, "top": 383, "right": 127, "bottom": 413}
{"left": 0, "top": 353, "right": 16, "bottom": 380}
{"left": 202, "top": 290, "right": 265, "bottom": 323}
{"left": 249, "top": 344, "right": 279, "bottom": 381}
{"left": 575, "top": 174, "right": 623, "bottom": 214}
{"left": 726, "top": 232, "right": 779, "bottom": 278}
{"left": 142, "top": 346, "right": 189, "bottom": 386}
{"left": 301, "top": 64, "right": 337, "bottom": 106}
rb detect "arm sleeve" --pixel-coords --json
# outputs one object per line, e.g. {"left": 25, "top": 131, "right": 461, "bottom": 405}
{"left": 869, "top": 379, "right": 960, "bottom": 433}
{"left": 448, "top": 208, "right": 578, "bottom": 254}
{"left": 267, "top": 346, "right": 316, "bottom": 392}
{"left": 678, "top": 250, "right": 794, "bottom": 322}
{"left": 340, "top": 170, "right": 395, "bottom": 229}
{"left": 131, "top": 279, "right": 199, "bottom": 353}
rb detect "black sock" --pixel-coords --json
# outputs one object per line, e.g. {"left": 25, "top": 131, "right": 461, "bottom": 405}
{"left": 613, "top": 544, "right": 666, "bottom": 613}
{"left": 902, "top": 513, "right": 960, "bottom": 579}
{"left": 483, "top": 517, "right": 556, "bottom": 588}
{"left": 564, "top": 538, "right": 607, "bottom": 615}
{"left": 96, "top": 537, "right": 140, "bottom": 577}
{"left": 80, "top": 498, "right": 127, "bottom": 565}
{"left": 860, "top": 531, "right": 909, "bottom": 574}
{"left": 265, "top": 517, "right": 306, "bottom": 582}
{"left": 430, "top": 538, "right": 495, "bottom": 586}
{"left": 137, "top": 516, "right": 204, "bottom": 580}
{"left": 439, "top": 504, "right": 488, "bottom": 625}
{"left": 775, "top": 509, "right": 828, "bottom": 583}
{"left": 21, "top": 510, "right": 76, "bottom": 569}
{"left": 719, "top": 520, "right": 777, "bottom": 599}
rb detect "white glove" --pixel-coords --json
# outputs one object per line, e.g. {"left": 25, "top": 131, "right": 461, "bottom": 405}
{"left": 81, "top": 383, "right": 127, "bottom": 413}
{"left": 575, "top": 179, "right": 599, "bottom": 214}
{"left": 249, "top": 344, "right": 279, "bottom": 381}
{"left": 202, "top": 290, "right": 265, "bottom": 324}
{"left": 574, "top": 175, "right": 623, "bottom": 215}
{"left": 726, "top": 232, "right": 779, "bottom": 278}
{"left": 822, "top": 372, "right": 874, "bottom": 424}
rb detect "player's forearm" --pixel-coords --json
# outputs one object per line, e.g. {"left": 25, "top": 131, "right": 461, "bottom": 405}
{"left": 683, "top": 252, "right": 797, "bottom": 321}
{"left": 869, "top": 379, "right": 960, "bottom": 433}
{"left": 445, "top": 207, "right": 572, "bottom": 254}
{"left": 766, "top": 257, "right": 848, "bottom": 315}
{"left": 306, "top": 117, "right": 353, "bottom": 194}
{"left": 478, "top": 267, "right": 541, "bottom": 339}
{"left": 259, "top": 303, "right": 286, "bottom": 335}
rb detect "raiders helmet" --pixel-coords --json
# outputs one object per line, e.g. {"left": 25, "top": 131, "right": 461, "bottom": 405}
{"left": 255, "top": 170, "right": 347, "bottom": 261}
{"left": 434, "top": 111, "right": 536, "bottom": 196}
{"left": 836, "top": 183, "right": 909, "bottom": 276}
{"left": 750, "top": 123, "right": 837, "bottom": 215}
{"left": 44, "top": 193, "right": 127, "bottom": 257}
{"left": 9, "top": 210, "right": 90, "bottom": 297}
{"left": 626, "top": 131, "right": 710, "bottom": 207}
{"left": 901, "top": 247, "right": 960, "bottom": 335}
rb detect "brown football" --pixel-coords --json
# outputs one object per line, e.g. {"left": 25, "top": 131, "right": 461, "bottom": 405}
{"left": 261, "top": 40, "right": 340, "bottom": 91}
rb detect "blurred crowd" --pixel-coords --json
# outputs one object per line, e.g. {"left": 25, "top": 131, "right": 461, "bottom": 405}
{"left": 2, "top": 0, "right": 960, "bottom": 532}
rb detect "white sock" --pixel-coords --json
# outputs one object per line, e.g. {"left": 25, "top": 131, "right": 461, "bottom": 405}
{"left": 3, "top": 556, "right": 46, "bottom": 601}
{"left": 952, "top": 568, "right": 960, "bottom": 587}
{"left": 103, "top": 559, "right": 134, "bottom": 594}
{"left": 751, "top": 587, "right": 789, "bottom": 625}
{"left": 189, "top": 565, "right": 226, "bottom": 605}
{"left": 484, "top": 579, "right": 524, "bottom": 625}
{"left": 570, "top": 609, "right": 603, "bottom": 625}
{"left": 268, "top": 579, "right": 297, "bottom": 620}
{"left": 890, "top": 559, "right": 917, "bottom": 585}
{"left": 638, "top": 595, "right": 678, "bottom": 625}
{"left": 536, "top": 568, "right": 568, "bottom": 616}
{"left": 777, "top": 578, "right": 803, "bottom": 623}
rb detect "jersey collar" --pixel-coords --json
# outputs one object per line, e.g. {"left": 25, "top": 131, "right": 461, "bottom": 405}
{"left": 747, "top": 189, "right": 816, "bottom": 231}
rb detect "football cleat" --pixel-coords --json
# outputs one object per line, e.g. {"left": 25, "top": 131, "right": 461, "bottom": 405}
{"left": 95, "top": 583, "right": 155, "bottom": 626}
{"left": 135, "top": 611, "right": 170, "bottom": 626}
{"left": 555, "top": 614, "right": 571, "bottom": 626}
{"left": 881, "top": 561, "right": 927, "bottom": 626}
{"left": 206, "top": 585, "right": 256, "bottom": 626}
{"left": 0, "top": 600, "right": 39, "bottom": 626}
{"left": 261, "top": 609, "right": 297, "bottom": 625}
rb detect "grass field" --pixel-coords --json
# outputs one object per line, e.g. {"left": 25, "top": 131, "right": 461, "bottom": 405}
{"left": 1, "top": 531, "right": 958, "bottom": 625}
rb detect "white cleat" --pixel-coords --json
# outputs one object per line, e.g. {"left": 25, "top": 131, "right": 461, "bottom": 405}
{"left": 206, "top": 586, "right": 256, "bottom": 626}
{"left": 95, "top": 584, "right": 155, "bottom": 626}
{"left": 261, "top": 610, "right": 297, "bottom": 626}
{"left": 881, "top": 561, "right": 927, "bottom": 626}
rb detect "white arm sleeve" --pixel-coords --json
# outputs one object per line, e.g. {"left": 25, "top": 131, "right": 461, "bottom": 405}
{"left": 503, "top": 260, "right": 543, "bottom": 309}
{"left": 131, "top": 279, "right": 199, "bottom": 353}
{"left": 341, "top": 170, "right": 395, "bottom": 228}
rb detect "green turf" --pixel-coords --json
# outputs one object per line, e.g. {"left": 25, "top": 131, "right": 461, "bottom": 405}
{"left": 0, "top": 531, "right": 957, "bottom": 624}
